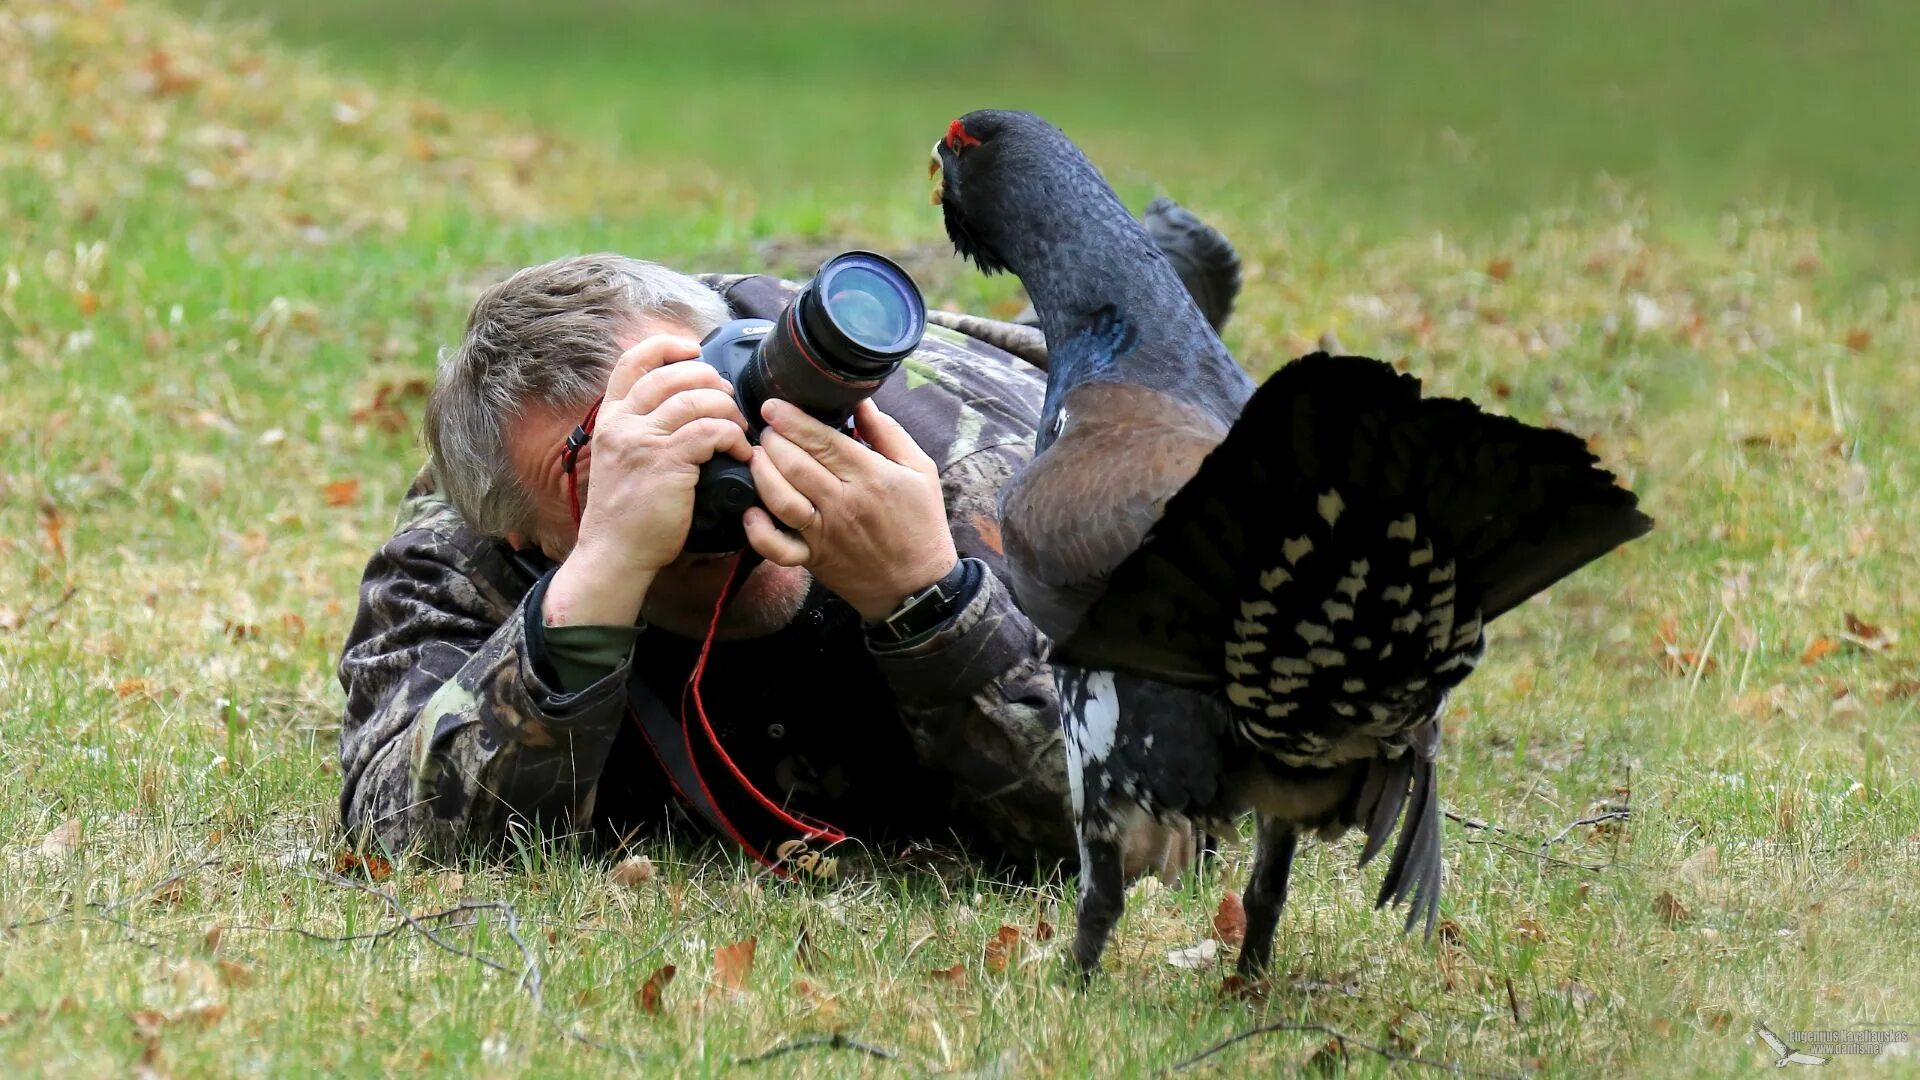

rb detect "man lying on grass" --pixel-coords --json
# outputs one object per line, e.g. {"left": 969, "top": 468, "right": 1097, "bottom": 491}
{"left": 336, "top": 240, "right": 1234, "bottom": 878}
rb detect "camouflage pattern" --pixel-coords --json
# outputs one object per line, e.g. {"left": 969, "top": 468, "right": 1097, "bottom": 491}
{"left": 336, "top": 272, "right": 1079, "bottom": 863}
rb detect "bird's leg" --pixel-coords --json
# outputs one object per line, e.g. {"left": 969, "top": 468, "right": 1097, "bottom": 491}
{"left": 1068, "top": 813, "right": 1127, "bottom": 978}
{"left": 1236, "top": 818, "right": 1299, "bottom": 978}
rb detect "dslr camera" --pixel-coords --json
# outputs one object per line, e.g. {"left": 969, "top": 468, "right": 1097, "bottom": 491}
{"left": 685, "top": 251, "right": 928, "bottom": 552}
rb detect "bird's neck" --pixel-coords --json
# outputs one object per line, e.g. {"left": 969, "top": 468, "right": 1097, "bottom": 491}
{"left": 1007, "top": 208, "right": 1252, "bottom": 437}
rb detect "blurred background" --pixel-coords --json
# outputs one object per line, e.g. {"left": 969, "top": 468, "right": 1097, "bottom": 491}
{"left": 172, "top": 0, "right": 1915, "bottom": 270}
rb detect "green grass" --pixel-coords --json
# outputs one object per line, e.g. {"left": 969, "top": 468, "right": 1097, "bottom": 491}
{"left": 4, "top": 0, "right": 1919, "bottom": 1076}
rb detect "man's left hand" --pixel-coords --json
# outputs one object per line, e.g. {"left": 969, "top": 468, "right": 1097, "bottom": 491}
{"left": 744, "top": 398, "right": 959, "bottom": 623}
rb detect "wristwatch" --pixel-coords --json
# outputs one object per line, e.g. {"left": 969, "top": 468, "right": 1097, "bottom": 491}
{"left": 865, "top": 559, "right": 976, "bottom": 647}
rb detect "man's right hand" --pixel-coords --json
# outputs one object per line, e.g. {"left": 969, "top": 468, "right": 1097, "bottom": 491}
{"left": 542, "top": 334, "right": 751, "bottom": 628}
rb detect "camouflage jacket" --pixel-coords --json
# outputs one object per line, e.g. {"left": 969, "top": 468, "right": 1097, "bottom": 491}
{"left": 336, "top": 273, "right": 1075, "bottom": 866}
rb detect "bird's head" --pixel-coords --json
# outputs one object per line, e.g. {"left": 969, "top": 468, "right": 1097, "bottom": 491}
{"left": 930, "top": 109, "right": 1104, "bottom": 277}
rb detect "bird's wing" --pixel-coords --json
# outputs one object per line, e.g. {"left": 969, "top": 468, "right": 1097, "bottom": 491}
{"left": 1000, "top": 381, "right": 1227, "bottom": 650}
{"left": 1758, "top": 1026, "right": 1789, "bottom": 1055}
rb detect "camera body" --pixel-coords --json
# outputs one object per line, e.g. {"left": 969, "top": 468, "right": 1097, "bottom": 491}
{"left": 683, "top": 251, "right": 927, "bottom": 553}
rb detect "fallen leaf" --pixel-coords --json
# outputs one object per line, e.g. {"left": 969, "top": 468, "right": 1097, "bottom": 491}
{"left": 1800, "top": 637, "right": 1839, "bottom": 665}
{"left": 1652, "top": 890, "right": 1691, "bottom": 926}
{"left": 1485, "top": 257, "right": 1513, "bottom": 281}
{"left": 323, "top": 478, "right": 361, "bottom": 507}
{"left": 1165, "top": 938, "right": 1219, "bottom": 969}
{"left": 1512, "top": 917, "right": 1547, "bottom": 944}
{"left": 115, "top": 677, "right": 153, "bottom": 699}
{"left": 928, "top": 963, "right": 967, "bottom": 987}
{"left": 712, "top": 937, "right": 756, "bottom": 993}
{"left": 215, "top": 959, "right": 253, "bottom": 988}
{"left": 178, "top": 999, "right": 225, "bottom": 1027}
{"left": 1677, "top": 845, "right": 1720, "bottom": 890}
{"left": 609, "top": 855, "right": 654, "bottom": 888}
{"left": 1436, "top": 918, "right": 1467, "bottom": 946}
{"left": 984, "top": 925, "right": 1022, "bottom": 973}
{"left": 435, "top": 871, "right": 465, "bottom": 895}
{"left": 1841, "top": 613, "right": 1896, "bottom": 652}
{"left": 1033, "top": 919, "right": 1055, "bottom": 941}
{"left": 40, "top": 504, "right": 65, "bottom": 561}
{"left": 129, "top": 1010, "right": 168, "bottom": 1040}
{"left": 635, "top": 964, "right": 675, "bottom": 1014}
{"left": 1213, "top": 891, "right": 1247, "bottom": 946}
{"left": 1218, "top": 974, "right": 1269, "bottom": 1000}
{"left": 331, "top": 851, "right": 392, "bottom": 881}
{"left": 38, "top": 818, "right": 80, "bottom": 858}
{"left": 149, "top": 878, "right": 186, "bottom": 908}
{"left": 1845, "top": 327, "right": 1872, "bottom": 352}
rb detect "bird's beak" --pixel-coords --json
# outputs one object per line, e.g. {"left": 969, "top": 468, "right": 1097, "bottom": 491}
{"left": 927, "top": 143, "right": 945, "bottom": 206}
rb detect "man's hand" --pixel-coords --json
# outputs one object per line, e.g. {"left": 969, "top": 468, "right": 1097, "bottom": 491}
{"left": 743, "top": 397, "right": 958, "bottom": 623}
{"left": 543, "top": 335, "right": 751, "bottom": 628}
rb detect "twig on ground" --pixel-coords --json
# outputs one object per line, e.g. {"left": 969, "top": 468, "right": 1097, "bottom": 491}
{"left": 737, "top": 1033, "right": 900, "bottom": 1065}
{"left": 1164, "top": 1020, "right": 1524, "bottom": 1078}
{"left": 303, "top": 869, "right": 639, "bottom": 1061}
{"left": 1442, "top": 808, "right": 1511, "bottom": 835}
{"left": 1464, "top": 836, "right": 1608, "bottom": 872}
{"left": 1538, "top": 811, "right": 1630, "bottom": 851}
{"left": 21, "top": 584, "right": 79, "bottom": 625}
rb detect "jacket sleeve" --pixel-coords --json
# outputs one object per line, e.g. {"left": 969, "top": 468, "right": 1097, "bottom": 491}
{"left": 866, "top": 440, "right": 1076, "bottom": 862}
{"left": 335, "top": 527, "right": 632, "bottom": 860}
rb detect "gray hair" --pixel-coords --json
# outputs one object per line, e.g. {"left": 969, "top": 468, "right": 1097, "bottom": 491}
{"left": 425, "top": 254, "right": 733, "bottom": 538}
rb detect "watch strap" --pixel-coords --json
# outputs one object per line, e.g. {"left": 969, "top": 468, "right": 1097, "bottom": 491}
{"left": 866, "top": 559, "right": 975, "bottom": 646}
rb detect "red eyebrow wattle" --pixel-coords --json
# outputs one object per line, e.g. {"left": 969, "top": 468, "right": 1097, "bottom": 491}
{"left": 946, "top": 119, "right": 983, "bottom": 151}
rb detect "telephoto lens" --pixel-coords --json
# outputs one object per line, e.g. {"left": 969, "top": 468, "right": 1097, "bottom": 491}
{"left": 684, "top": 251, "right": 927, "bottom": 553}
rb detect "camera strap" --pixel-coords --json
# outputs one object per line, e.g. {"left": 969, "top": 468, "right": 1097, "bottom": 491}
{"left": 622, "top": 551, "right": 850, "bottom": 880}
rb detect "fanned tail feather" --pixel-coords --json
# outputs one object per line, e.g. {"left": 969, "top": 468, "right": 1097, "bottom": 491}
{"left": 1053, "top": 352, "right": 1653, "bottom": 678}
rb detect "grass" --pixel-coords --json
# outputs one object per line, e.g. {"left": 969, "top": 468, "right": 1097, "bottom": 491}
{"left": 3, "top": 0, "right": 1918, "bottom": 1076}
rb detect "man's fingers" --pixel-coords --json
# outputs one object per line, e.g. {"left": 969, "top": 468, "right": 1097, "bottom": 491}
{"left": 758, "top": 427, "right": 842, "bottom": 503}
{"left": 853, "top": 399, "right": 936, "bottom": 474}
{"left": 747, "top": 446, "right": 818, "bottom": 531}
{"left": 646, "top": 387, "right": 748, "bottom": 437}
{"left": 760, "top": 399, "right": 872, "bottom": 478}
{"left": 743, "top": 508, "right": 810, "bottom": 566}
{"left": 626, "top": 359, "right": 733, "bottom": 417}
{"left": 605, "top": 335, "right": 703, "bottom": 402}
{"left": 679, "top": 417, "right": 753, "bottom": 464}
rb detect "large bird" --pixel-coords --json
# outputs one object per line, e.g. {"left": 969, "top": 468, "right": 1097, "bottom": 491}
{"left": 930, "top": 109, "right": 1652, "bottom": 977}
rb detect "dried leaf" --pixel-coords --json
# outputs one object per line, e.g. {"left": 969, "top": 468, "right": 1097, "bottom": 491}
{"left": 1512, "top": 916, "right": 1548, "bottom": 944}
{"left": 712, "top": 937, "right": 756, "bottom": 993}
{"left": 609, "top": 855, "right": 654, "bottom": 888}
{"left": 129, "top": 1009, "right": 168, "bottom": 1040}
{"left": 928, "top": 963, "right": 967, "bottom": 987}
{"left": 984, "top": 925, "right": 1022, "bottom": 973}
{"left": 215, "top": 959, "right": 253, "bottom": 988}
{"left": 323, "top": 478, "right": 361, "bottom": 507}
{"left": 1485, "top": 257, "right": 1513, "bottom": 281}
{"left": 331, "top": 851, "right": 392, "bottom": 881}
{"left": 1165, "top": 938, "right": 1219, "bottom": 969}
{"left": 1212, "top": 891, "right": 1247, "bottom": 945}
{"left": 1841, "top": 613, "right": 1896, "bottom": 652}
{"left": 202, "top": 923, "right": 225, "bottom": 954}
{"left": 1844, "top": 327, "right": 1872, "bottom": 352}
{"left": 178, "top": 999, "right": 226, "bottom": 1027}
{"left": 1652, "top": 890, "right": 1691, "bottom": 926}
{"left": 635, "top": 964, "right": 675, "bottom": 1014}
{"left": 1800, "top": 637, "right": 1839, "bottom": 665}
{"left": 38, "top": 818, "right": 80, "bottom": 858}
{"left": 1033, "top": 918, "right": 1055, "bottom": 942}
{"left": 114, "top": 677, "right": 153, "bottom": 699}
{"left": 40, "top": 504, "right": 66, "bottom": 561}
{"left": 1218, "top": 974, "right": 1269, "bottom": 1000}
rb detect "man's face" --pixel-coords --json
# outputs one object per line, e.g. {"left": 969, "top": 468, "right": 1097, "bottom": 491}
{"left": 503, "top": 322, "right": 811, "bottom": 640}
